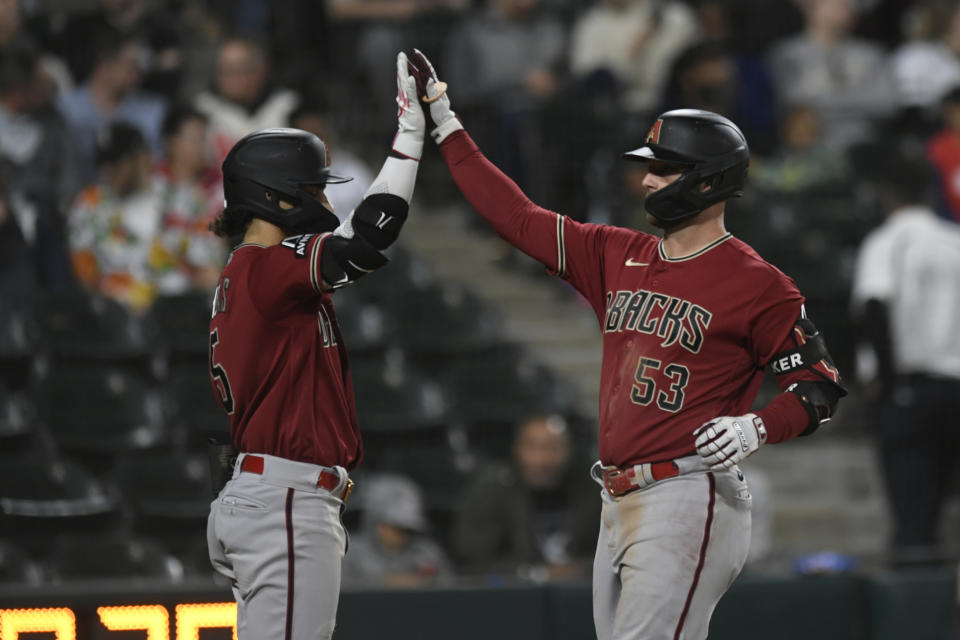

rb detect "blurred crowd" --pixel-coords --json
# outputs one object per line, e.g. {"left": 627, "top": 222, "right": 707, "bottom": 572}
{"left": 0, "top": 0, "right": 959, "bottom": 584}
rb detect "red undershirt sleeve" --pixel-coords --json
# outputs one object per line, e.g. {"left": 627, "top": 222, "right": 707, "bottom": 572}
{"left": 439, "top": 130, "right": 564, "bottom": 271}
{"left": 754, "top": 391, "right": 811, "bottom": 444}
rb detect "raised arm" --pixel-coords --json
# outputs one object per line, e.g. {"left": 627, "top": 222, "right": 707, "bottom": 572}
{"left": 318, "top": 52, "right": 425, "bottom": 290}
{"left": 405, "top": 48, "right": 568, "bottom": 271}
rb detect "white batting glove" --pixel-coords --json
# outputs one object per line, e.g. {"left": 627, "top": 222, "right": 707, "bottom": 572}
{"left": 693, "top": 413, "right": 768, "bottom": 470}
{"left": 408, "top": 48, "right": 463, "bottom": 144}
{"left": 393, "top": 51, "right": 425, "bottom": 161}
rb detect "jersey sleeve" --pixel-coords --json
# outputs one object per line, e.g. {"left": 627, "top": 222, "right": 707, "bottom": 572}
{"left": 748, "top": 274, "right": 843, "bottom": 443}
{"left": 243, "top": 233, "right": 330, "bottom": 317}
{"left": 440, "top": 130, "right": 614, "bottom": 310}
{"left": 745, "top": 275, "right": 805, "bottom": 368}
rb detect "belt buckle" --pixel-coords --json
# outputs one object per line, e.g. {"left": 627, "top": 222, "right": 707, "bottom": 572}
{"left": 341, "top": 477, "right": 355, "bottom": 503}
{"left": 603, "top": 468, "right": 629, "bottom": 497}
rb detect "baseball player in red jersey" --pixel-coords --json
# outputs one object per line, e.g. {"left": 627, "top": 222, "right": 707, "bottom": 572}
{"left": 204, "top": 54, "right": 427, "bottom": 640}
{"left": 406, "top": 50, "right": 847, "bottom": 639}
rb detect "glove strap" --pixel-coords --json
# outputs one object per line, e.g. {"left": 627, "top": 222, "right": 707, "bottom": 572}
{"left": 432, "top": 116, "right": 464, "bottom": 144}
{"left": 391, "top": 129, "right": 423, "bottom": 162}
{"left": 750, "top": 414, "right": 768, "bottom": 445}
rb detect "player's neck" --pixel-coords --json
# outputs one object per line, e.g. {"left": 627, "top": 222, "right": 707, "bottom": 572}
{"left": 660, "top": 206, "right": 727, "bottom": 259}
{"left": 243, "top": 219, "right": 287, "bottom": 247}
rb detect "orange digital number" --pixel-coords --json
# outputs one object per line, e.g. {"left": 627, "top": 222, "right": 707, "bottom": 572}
{"left": 0, "top": 607, "right": 76, "bottom": 640}
{"left": 175, "top": 603, "right": 237, "bottom": 640}
{"left": 97, "top": 605, "right": 169, "bottom": 640}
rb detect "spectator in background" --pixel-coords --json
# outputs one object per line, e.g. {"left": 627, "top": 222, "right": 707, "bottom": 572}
{"left": 454, "top": 415, "right": 599, "bottom": 582}
{"left": 850, "top": 152, "right": 960, "bottom": 568}
{"left": 0, "top": 165, "right": 73, "bottom": 308}
{"left": 0, "top": 41, "right": 82, "bottom": 211}
{"left": 58, "top": 27, "right": 167, "bottom": 181}
{"left": 683, "top": 0, "right": 778, "bottom": 153}
{"left": 768, "top": 0, "right": 896, "bottom": 150}
{"left": 660, "top": 42, "right": 737, "bottom": 118}
{"left": 152, "top": 105, "right": 226, "bottom": 292}
{"left": 43, "top": 0, "right": 185, "bottom": 97}
{"left": 328, "top": 0, "right": 467, "bottom": 122}
{"left": 68, "top": 121, "right": 223, "bottom": 312}
{"left": 751, "top": 104, "right": 850, "bottom": 194}
{"left": 342, "top": 473, "right": 453, "bottom": 587}
{"left": 890, "top": 1, "right": 960, "bottom": 126}
{"left": 289, "top": 101, "right": 373, "bottom": 222}
{"left": 926, "top": 86, "right": 960, "bottom": 222}
{"left": 0, "top": 43, "right": 78, "bottom": 293}
{"left": 569, "top": 0, "right": 699, "bottom": 117}
{"left": 444, "top": 0, "right": 566, "bottom": 196}
{"left": 203, "top": 0, "right": 333, "bottom": 93}
{"left": 194, "top": 35, "right": 300, "bottom": 164}
{"left": 68, "top": 122, "right": 157, "bottom": 311}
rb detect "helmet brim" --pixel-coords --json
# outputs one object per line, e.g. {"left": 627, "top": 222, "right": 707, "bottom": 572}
{"left": 300, "top": 171, "right": 355, "bottom": 186}
{"left": 622, "top": 144, "right": 695, "bottom": 166}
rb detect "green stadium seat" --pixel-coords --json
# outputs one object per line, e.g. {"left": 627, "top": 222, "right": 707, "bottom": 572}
{"left": 0, "top": 539, "right": 42, "bottom": 585}
{"left": 163, "top": 361, "right": 230, "bottom": 442}
{"left": 0, "top": 384, "right": 32, "bottom": 442}
{"left": 391, "top": 284, "right": 505, "bottom": 358}
{"left": 31, "top": 364, "right": 166, "bottom": 455}
{"left": 0, "top": 455, "right": 120, "bottom": 549}
{"left": 144, "top": 292, "right": 215, "bottom": 361}
{"left": 45, "top": 533, "right": 184, "bottom": 583}
{"left": 351, "top": 355, "right": 448, "bottom": 433}
{"left": 333, "top": 295, "right": 390, "bottom": 354}
{"left": 34, "top": 292, "right": 148, "bottom": 362}
{"left": 0, "top": 305, "right": 33, "bottom": 388}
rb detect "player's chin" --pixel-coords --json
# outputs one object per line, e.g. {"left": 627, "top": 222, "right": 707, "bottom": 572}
{"left": 646, "top": 211, "right": 667, "bottom": 229}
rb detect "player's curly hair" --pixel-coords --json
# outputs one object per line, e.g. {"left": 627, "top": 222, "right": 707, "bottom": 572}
{"left": 209, "top": 208, "right": 254, "bottom": 239}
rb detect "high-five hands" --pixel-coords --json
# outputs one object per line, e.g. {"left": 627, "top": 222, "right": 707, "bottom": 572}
{"left": 393, "top": 51, "right": 425, "bottom": 161}
{"left": 405, "top": 48, "right": 463, "bottom": 144}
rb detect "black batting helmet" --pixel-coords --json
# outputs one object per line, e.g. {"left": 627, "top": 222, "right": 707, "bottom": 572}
{"left": 221, "top": 128, "right": 352, "bottom": 234}
{"left": 623, "top": 109, "right": 749, "bottom": 227}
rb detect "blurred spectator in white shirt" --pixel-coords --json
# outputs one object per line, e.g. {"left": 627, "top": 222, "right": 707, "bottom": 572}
{"left": 890, "top": 1, "right": 960, "bottom": 117}
{"left": 570, "top": 0, "right": 699, "bottom": 116}
{"left": 194, "top": 35, "right": 300, "bottom": 165}
{"left": 768, "top": 0, "right": 896, "bottom": 150}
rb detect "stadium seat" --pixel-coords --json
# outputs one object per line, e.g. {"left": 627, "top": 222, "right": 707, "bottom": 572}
{"left": 439, "top": 347, "right": 576, "bottom": 425}
{"left": 0, "top": 455, "right": 119, "bottom": 549}
{"left": 0, "top": 383, "right": 32, "bottom": 442}
{"left": 0, "top": 304, "right": 33, "bottom": 388}
{"left": 30, "top": 363, "right": 166, "bottom": 456}
{"left": 391, "top": 283, "right": 505, "bottom": 359}
{"left": 144, "top": 291, "right": 215, "bottom": 361}
{"left": 33, "top": 292, "right": 148, "bottom": 361}
{"left": 353, "top": 246, "right": 434, "bottom": 305}
{"left": 45, "top": 533, "right": 184, "bottom": 583}
{"left": 333, "top": 294, "right": 390, "bottom": 355}
{"left": 163, "top": 361, "right": 230, "bottom": 442}
{"left": 351, "top": 353, "right": 447, "bottom": 433}
{"left": 114, "top": 448, "right": 212, "bottom": 522}
{"left": 0, "top": 539, "right": 43, "bottom": 585}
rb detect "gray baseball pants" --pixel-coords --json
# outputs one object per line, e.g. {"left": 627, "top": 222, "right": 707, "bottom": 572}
{"left": 592, "top": 456, "right": 752, "bottom": 640}
{"left": 208, "top": 452, "right": 349, "bottom": 640}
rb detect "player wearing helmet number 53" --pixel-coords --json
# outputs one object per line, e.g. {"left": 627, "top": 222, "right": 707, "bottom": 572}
{"left": 406, "top": 49, "right": 847, "bottom": 640}
{"left": 205, "top": 54, "right": 426, "bottom": 640}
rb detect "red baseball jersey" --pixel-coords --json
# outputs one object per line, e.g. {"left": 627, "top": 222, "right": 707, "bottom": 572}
{"left": 208, "top": 233, "right": 362, "bottom": 468}
{"left": 442, "top": 131, "right": 821, "bottom": 466}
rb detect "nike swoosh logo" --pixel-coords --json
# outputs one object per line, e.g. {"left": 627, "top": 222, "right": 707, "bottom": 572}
{"left": 625, "top": 258, "right": 649, "bottom": 267}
